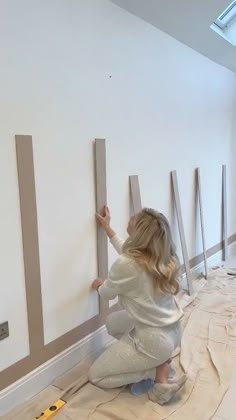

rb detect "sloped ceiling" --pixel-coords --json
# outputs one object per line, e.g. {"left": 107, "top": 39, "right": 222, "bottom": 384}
{"left": 110, "top": 0, "right": 236, "bottom": 73}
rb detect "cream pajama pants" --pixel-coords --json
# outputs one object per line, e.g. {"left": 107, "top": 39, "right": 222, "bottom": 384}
{"left": 88, "top": 310, "right": 181, "bottom": 389}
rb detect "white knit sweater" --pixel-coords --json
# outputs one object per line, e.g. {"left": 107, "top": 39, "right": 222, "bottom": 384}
{"left": 98, "top": 235, "right": 183, "bottom": 328}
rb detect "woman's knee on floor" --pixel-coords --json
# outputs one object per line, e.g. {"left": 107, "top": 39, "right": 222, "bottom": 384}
{"left": 88, "top": 363, "right": 113, "bottom": 389}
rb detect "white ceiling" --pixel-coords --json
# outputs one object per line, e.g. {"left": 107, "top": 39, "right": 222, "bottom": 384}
{"left": 110, "top": 0, "right": 236, "bottom": 73}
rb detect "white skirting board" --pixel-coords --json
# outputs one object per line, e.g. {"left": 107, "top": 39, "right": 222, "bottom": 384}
{"left": 1, "top": 241, "right": 236, "bottom": 416}
{"left": 0, "top": 326, "right": 113, "bottom": 416}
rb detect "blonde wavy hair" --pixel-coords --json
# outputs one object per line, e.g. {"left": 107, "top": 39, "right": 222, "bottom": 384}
{"left": 123, "top": 208, "right": 180, "bottom": 295}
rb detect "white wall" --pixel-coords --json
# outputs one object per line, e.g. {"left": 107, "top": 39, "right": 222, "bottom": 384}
{"left": 0, "top": 0, "right": 236, "bottom": 371}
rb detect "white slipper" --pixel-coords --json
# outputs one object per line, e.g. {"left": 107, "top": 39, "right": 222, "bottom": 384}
{"left": 148, "top": 374, "right": 187, "bottom": 405}
{"left": 168, "top": 373, "right": 187, "bottom": 385}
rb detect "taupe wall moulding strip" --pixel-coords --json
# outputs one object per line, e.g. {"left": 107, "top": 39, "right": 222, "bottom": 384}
{"left": 15, "top": 135, "right": 45, "bottom": 355}
{"left": 171, "top": 170, "right": 194, "bottom": 295}
{"left": 94, "top": 139, "right": 109, "bottom": 314}
{"left": 196, "top": 168, "right": 208, "bottom": 279}
{"left": 222, "top": 165, "right": 228, "bottom": 261}
{"left": 129, "top": 175, "right": 142, "bottom": 215}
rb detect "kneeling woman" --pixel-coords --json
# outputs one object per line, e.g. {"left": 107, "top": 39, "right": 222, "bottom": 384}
{"left": 89, "top": 206, "right": 186, "bottom": 405}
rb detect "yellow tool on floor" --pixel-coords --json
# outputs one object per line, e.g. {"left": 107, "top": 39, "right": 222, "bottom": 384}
{"left": 33, "top": 374, "right": 88, "bottom": 419}
{"left": 34, "top": 400, "right": 66, "bottom": 419}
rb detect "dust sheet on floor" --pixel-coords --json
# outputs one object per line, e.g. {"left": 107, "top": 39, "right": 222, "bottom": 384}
{"left": 4, "top": 268, "right": 236, "bottom": 420}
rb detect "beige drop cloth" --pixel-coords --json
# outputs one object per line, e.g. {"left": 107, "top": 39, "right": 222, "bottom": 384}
{"left": 4, "top": 269, "right": 236, "bottom": 420}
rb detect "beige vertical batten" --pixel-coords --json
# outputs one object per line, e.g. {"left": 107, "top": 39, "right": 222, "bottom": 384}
{"left": 196, "top": 168, "right": 208, "bottom": 279}
{"left": 171, "top": 170, "right": 193, "bottom": 295}
{"left": 129, "top": 175, "right": 142, "bottom": 215}
{"left": 222, "top": 164, "right": 228, "bottom": 261}
{"left": 94, "top": 139, "right": 109, "bottom": 314}
{"left": 15, "top": 135, "right": 45, "bottom": 355}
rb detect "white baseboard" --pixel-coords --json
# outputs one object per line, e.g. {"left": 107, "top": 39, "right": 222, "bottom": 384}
{"left": 1, "top": 241, "right": 236, "bottom": 416}
{"left": 0, "top": 325, "right": 112, "bottom": 416}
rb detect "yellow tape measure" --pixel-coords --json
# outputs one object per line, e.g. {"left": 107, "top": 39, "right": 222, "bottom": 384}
{"left": 34, "top": 399, "right": 66, "bottom": 419}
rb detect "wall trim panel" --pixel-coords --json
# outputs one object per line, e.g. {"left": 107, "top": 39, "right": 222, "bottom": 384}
{"left": 171, "top": 170, "right": 194, "bottom": 295}
{"left": 196, "top": 168, "right": 208, "bottom": 278}
{"left": 94, "top": 139, "right": 109, "bottom": 314}
{"left": 129, "top": 175, "right": 142, "bottom": 215}
{"left": 222, "top": 164, "right": 228, "bottom": 261}
{"left": 15, "top": 135, "right": 44, "bottom": 355}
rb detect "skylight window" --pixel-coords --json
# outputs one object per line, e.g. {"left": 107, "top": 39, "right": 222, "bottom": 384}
{"left": 211, "top": 1, "right": 236, "bottom": 46}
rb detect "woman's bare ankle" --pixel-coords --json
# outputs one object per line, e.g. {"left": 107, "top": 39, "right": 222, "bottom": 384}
{"left": 155, "top": 362, "right": 170, "bottom": 384}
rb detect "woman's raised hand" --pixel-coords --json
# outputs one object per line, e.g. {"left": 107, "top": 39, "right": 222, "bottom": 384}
{"left": 96, "top": 205, "right": 111, "bottom": 228}
{"left": 96, "top": 205, "right": 116, "bottom": 239}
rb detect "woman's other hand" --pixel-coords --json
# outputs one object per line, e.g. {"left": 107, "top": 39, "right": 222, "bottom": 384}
{"left": 92, "top": 278, "right": 104, "bottom": 290}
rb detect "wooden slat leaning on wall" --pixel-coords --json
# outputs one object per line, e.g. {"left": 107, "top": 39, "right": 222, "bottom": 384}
{"left": 222, "top": 165, "right": 228, "bottom": 261}
{"left": 171, "top": 170, "right": 194, "bottom": 295}
{"left": 129, "top": 175, "right": 142, "bottom": 215}
{"left": 196, "top": 168, "right": 208, "bottom": 279}
{"left": 15, "top": 135, "right": 45, "bottom": 356}
{"left": 94, "top": 139, "right": 109, "bottom": 314}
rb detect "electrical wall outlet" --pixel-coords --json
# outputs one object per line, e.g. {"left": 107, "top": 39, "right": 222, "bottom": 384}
{"left": 0, "top": 321, "right": 9, "bottom": 341}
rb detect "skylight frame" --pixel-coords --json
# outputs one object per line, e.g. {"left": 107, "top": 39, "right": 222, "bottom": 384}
{"left": 214, "top": 1, "right": 236, "bottom": 30}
